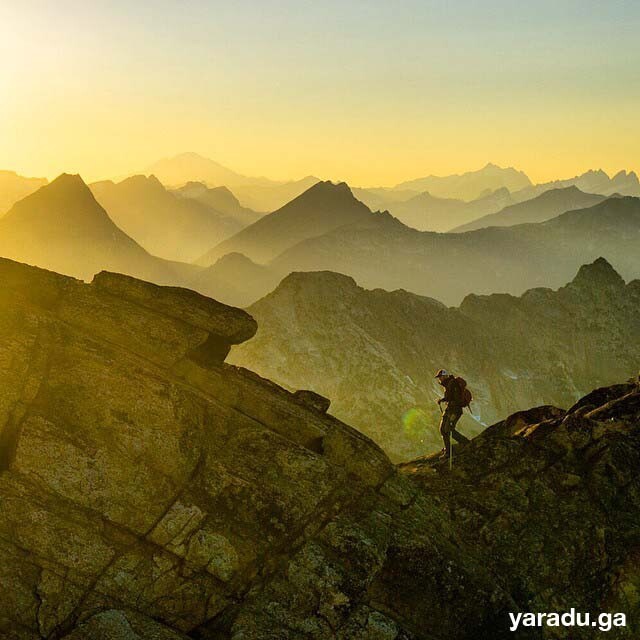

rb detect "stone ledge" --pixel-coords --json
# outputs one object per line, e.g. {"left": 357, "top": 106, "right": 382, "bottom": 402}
{"left": 92, "top": 271, "right": 258, "bottom": 344}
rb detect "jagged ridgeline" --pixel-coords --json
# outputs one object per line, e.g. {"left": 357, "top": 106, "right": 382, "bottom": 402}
{"left": 231, "top": 257, "right": 640, "bottom": 460}
{"left": 0, "top": 257, "right": 639, "bottom": 639}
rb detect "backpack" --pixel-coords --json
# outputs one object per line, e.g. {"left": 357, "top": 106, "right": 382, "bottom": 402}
{"left": 456, "top": 377, "right": 473, "bottom": 408}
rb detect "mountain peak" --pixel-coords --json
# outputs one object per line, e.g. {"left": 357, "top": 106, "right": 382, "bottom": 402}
{"left": 213, "top": 251, "right": 259, "bottom": 269}
{"left": 612, "top": 169, "right": 639, "bottom": 184}
{"left": 5, "top": 172, "right": 118, "bottom": 228}
{"left": 569, "top": 257, "right": 625, "bottom": 290}
{"left": 49, "top": 172, "right": 87, "bottom": 189}
{"left": 121, "top": 174, "right": 165, "bottom": 190}
{"left": 283, "top": 180, "right": 360, "bottom": 210}
{"left": 307, "top": 180, "right": 352, "bottom": 194}
{"left": 19, "top": 173, "right": 95, "bottom": 207}
{"left": 279, "top": 269, "right": 359, "bottom": 291}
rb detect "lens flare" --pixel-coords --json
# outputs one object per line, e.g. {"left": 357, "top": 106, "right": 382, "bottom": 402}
{"left": 402, "top": 407, "right": 430, "bottom": 443}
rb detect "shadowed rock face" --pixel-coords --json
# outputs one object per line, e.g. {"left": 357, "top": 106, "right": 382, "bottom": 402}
{"left": 0, "top": 258, "right": 638, "bottom": 639}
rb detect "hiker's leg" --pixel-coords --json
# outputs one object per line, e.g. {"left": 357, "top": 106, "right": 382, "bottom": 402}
{"left": 450, "top": 409, "right": 469, "bottom": 444}
{"left": 441, "top": 430, "right": 451, "bottom": 454}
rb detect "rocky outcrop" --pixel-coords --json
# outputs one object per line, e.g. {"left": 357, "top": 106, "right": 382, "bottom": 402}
{"left": 0, "top": 258, "right": 392, "bottom": 638}
{"left": 1, "top": 257, "right": 638, "bottom": 639}
{"left": 398, "top": 378, "right": 640, "bottom": 639}
{"left": 230, "top": 258, "right": 640, "bottom": 460}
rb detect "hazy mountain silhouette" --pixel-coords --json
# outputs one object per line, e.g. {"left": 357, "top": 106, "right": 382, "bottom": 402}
{"left": 231, "top": 258, "right": 640, "bottom": 460}
{"left": 453, "top": 186, "right": 607, "bottom": 232}
{"left": 0, "top": 174, "right": 193, "bottom": 283}
{"left": 351, "top": 186, "right": 421, "bottom": 211}
{"left": 394, "top": 163, "right": 532, "bottom": 201}
{"left": 143, "top": 152, "right": 320, "bottom": 211}
{"left": 269, "top": 195, "right": 640, "bottom": 305}
{"left": 513, "top": 169, "right": 640, "bottom": 202}
{"left": 91, "top": 175, "right": 244, "bottom": 262}
{"left": 172, "top": 181, "right": 262, "bottom": 226}
{"left": 357, "top": 187, "right": 514, "bottom": 232}
{"left": 188, "top": 252, "right": 281, "bottom": 308}
{"left": 0, "top": 170, "right": 48, "bottom": 214}
{"left": 144, "top": 152, "right": 268, "bottom": 188}
{"left": 198, "top": 180, "right": 397, "bottom": 266}
{"left": 232, "top": 175, "right": 321, "bottom": 212}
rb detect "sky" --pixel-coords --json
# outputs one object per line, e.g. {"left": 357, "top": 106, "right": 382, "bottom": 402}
{"left": 1, "top": 0, "right": 639, "bottom": 186}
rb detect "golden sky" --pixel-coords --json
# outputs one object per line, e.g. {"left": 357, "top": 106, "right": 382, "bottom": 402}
{"left": 1, "top": 1, "right": 639, "bottom": 186}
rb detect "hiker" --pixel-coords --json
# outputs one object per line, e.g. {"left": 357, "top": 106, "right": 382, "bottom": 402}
{"left": 435, "top": 369, "right": 471, "bottom": 457}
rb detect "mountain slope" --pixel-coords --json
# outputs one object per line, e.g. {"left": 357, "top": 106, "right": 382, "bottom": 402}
{"left": 395, "top": 162, "right": 532, "bottom": 201}
{"left": 453, "top": 186, "right": 607, "bottom": 232}
{"left": 271, "top": 196, "right": 640, "bottom": 305}
{"left": 198, "top": 180, "right": 398, "bottom": 266}
{"left": 0, "top": 170, "right": 48, "bottom": 214}
{"left": 230, "top": 258, "right": 640, "bottom": 460}
{"left": 188, "top": 252, "right": 281, "bottom": 308}
{"left": 0, "top": 174, "right": 191, "bottom": 283}
{"left": 172, "top": 181, "right": 262, "bottom": 226}
{"left": 1, "top": 257, "right": 638, "bottom": 638}
{"left": 231, "top": 175, "right": 321, "bottom": 212}
{"left": 91, "top": 175, "right": 244, "bottom": 262}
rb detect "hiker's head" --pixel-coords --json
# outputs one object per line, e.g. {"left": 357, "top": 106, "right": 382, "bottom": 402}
{"left": 435, "top": 369, "right": 451, "bottom": 384}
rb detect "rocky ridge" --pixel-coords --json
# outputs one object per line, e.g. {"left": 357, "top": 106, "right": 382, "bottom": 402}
{"left": 0, "top": 257, "right": 638, "bottom": 639}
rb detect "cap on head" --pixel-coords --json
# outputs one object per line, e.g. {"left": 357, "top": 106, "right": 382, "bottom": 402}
{"left": 435, "top": 369, "right": 449, "bottom": 379}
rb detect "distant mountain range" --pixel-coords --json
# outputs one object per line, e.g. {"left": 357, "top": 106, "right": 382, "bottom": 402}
{"left": 144, "top": 152, "right": 270, "bottom": 188}
{"left": 135, "top": 154, "right": 640, "bottom": 226}
{"left": 354, "top": 186, "right": 515, "bottom": 232}
{"left": 0, "top": 170, "right": 47, "bottom": 214}
{"left": 197, "top": 180, "right": 394, "bottom": 266}
{"left": 394, "top": 163, "right": 533, "bottom": 201}
{"left": 265, "top": 184, "right": 640, "bottom": 305}
{"left": 0, "top": 174, "right": 196, "bottom": 284}
{"left": 230, "top": 258, "right": 640, "bottom": 460}
{"left": 514, "top": 168, "right": 640, "bottom": 202}
{"left": 3, "top": 173, "right": 640, "bottom": 315}
{"left": 452, "top": 186, "right": 608, "bottom": 232}
{"left": 90, "top": 175, "right": 247, "bottom": 262}
{"left": 354, "top": 169, "right": 640, "bottom": 232}
{"left": 143, "top": 152, "right": 320, "bottom": 211}
{"left": 195, "top": 179, "right": 640, "bottom": 306}
{"left": 172, "top": 181, "right": 262, "bottom": 227}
